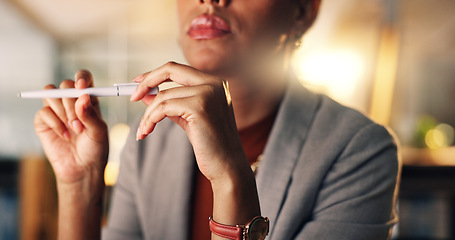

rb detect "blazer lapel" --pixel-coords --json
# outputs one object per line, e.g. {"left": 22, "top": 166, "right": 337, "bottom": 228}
{"left": 256, "top": 81, "right": 320, "bottom": 236}
{"left": 146, "top": 122, "right": 195, "bottom": 239}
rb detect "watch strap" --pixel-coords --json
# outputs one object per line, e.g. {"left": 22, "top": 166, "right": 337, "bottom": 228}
{"left": 209, "top": 217, "right": 243, "bottom": 240}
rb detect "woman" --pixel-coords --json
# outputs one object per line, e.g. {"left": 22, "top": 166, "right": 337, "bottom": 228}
{"left": 34, "top": 0, "right": 400, "bottom": 239}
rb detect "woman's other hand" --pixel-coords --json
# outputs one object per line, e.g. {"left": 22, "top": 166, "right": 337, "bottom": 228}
{"left": 34, "top": 70, "right": 109, "bottom": 185}
{"left": 34, "top": 70, "right": 108, "bottom": 240}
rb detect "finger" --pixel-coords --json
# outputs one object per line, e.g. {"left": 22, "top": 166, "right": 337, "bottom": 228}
{"left": 141, "top": 95, "right": 156, "bottom": 106}
{"left": 75, "top": 69, "right": 100, "bottom": 112}
{"left": 138, "top": 85, "right": 191, "bottom": 105}
{"left": 75, "top": 69, "right": 94, "bottom": 88}
{"left": 137, "top": 97, "right": 197, "bottom": 140}
{"left": 35, "top": 106, "right": 70, "bottom": 140}
{"left": 42, "top": 84, "right": 56, "bottom": 107}
{"left": 132, "top": 72, "right": 147, "bottom": 83}
{"left": 59, "top": 80, "right": 78, "bottom": 126}
{"left": 130, "top": 62, "right": 219, "bottom": 101}
{"left": 144, "top": 85, "right": 205, "bottom": 118}
{"left": 42, "top": 84, "right": 68, "bottom": 123}
{"left": 75, "top": 94, "right": 108, "bottom": 142}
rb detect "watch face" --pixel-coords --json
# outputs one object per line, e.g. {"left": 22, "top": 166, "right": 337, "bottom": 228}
{"left": 247, "top": 217, "right": 269, "bottom": 240}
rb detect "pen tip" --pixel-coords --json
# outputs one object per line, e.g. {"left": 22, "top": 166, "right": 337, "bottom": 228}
{"left": 17, "top": 93, "right": 22, "bottom": 98}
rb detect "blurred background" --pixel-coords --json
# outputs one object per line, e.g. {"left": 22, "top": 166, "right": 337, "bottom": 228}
{"left": 0, "top": 0, "right": 454, "bottom": 239}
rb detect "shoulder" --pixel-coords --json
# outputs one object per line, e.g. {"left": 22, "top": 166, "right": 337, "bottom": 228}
{"left": 281, "top": 81, "right": 399, "bottom": 171}
{"left": 283, "top": 81, "right": 396, "bottom": 147}
{"left": 261, "top": 82, "right": 400, "bottom": 239}
{"left": 290, "top": 86, "right": 400, "bottom": 197}
{"left": 315, "top": 94, "right": 394, "bottom": 143}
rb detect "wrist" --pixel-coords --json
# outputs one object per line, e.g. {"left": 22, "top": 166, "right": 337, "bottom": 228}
{"left": 57, "top": 170, "right": 105, "bottom": 206}
{"left": 210, "top": 160, "right": 261, "bottom": 227}
{"left": 56, "top": 176, "right": 104, "bottom": 240}
{"left": 209, "top": 216, "right": 269, "bottom": 240}
{"left": 209, "top": 151, "right": 253, "bottom": 190}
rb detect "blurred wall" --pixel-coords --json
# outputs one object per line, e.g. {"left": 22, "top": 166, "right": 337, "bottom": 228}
{"left": 391, "top": 0, "right": 455, "bottom": 145}
{"left": 0, "top": 0, "right": 56, "bottom": 158}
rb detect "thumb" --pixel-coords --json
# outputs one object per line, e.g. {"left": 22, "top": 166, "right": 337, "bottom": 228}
{"left": 75, "top": 94, "right": 108, "bottom": 141}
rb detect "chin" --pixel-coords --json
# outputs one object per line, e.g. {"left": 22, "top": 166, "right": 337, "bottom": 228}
{"left": 180, "top": 37, "right": 240, "bottom": 76}
{"left": 186, "top": 49, "right": 236, "bottom": 76}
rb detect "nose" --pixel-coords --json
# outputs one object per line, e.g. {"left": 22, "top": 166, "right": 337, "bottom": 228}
{"left": 199, "top": 0, "right": 227, "bottom": 7}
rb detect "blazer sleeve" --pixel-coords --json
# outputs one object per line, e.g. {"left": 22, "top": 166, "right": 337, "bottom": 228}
{"left": 102, "top": 127, "right": 143, "bottom": 240}
{"left": 296, "top": 123, "right": 400, "bottom": 240}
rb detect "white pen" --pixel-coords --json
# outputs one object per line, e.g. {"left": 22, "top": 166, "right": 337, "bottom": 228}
{"left": 18, "top": 83, "right": 158, "bottom": 99}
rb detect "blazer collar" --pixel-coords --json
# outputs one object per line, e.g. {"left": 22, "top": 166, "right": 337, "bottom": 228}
{"left": 146, "top": 123, "right": 195, "bottom": 239}
{"left": 256, "top": 80, "right": 320, "bottom": 234}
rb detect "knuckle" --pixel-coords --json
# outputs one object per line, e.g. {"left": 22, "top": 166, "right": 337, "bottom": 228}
{"left": 40, "top": 106, "right": 53, "bottom": 115}
{"left": 34, "top": 109, "right": 44, "bottom": 123}
{"left": 165, "top": 61, "right": 177, "bottom": 68}
{"left": 194, "top": 97, "right": 209, "bottom": 113}
{"left": 35, "top": 107, "right": 63, "bottom": 129}
{"left": 201, "top": 84, "right": 217, "bottom": 98}
{"left": 66, "top": 112, "right": 77, "bottom": 122}
{"left": 163, "top": 62, "right": 178, "bottom": 78}
{"left": 156, "top": 89, "right": 168, "bottom": 99}
{"left": 158, "top": 100, "right": 169, "bottom": 111}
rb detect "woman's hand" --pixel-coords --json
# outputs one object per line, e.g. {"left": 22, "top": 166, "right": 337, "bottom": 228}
{"left": 131, "top": 62, "right": 261, "bottom": 228}
{"left": 34, "top": 70, "right": 108, "bottom": 240}
{"left": 34, "top": 70, "right": 109, "bottom": 186}
{"left": 132, "top": 62, "right": 245, "bottom": 182}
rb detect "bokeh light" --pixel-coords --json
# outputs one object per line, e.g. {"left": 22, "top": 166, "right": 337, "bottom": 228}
{"left": 425, "top": 123, "right": 455, "bottom": 150}
{"left": 293, "top": 49, "right": 364, "bottom": 103}
{"left": 104, "top": 161, "right": 120, "bottom": 186}
{"left": 104, "top": 123, "right": 130, "bottom": 186}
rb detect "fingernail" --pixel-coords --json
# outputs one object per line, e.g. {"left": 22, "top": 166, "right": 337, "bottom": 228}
{"left": 136, "top": 126, "right": 142, "bottom": 141}
{"left": 81, "top": 98, "right": 91, "bottom": 111}
{"left": 76, "top": 78, "right": 86, "bottom": 88}
{"left": 130, "top": 86, "right": 139, "bottom": 101}
{"left": 141, "top": 123, "right": 148, "bottom": 136}
{"left": 63, "top": 131, "right": 71, "bottom": 140}
{"left": 133, "top": 73, "right": 145, "bottom": 83}
{"left": 72, "top": 119, "right": 83, "bottom": 134}
{"left": 136, "top": 133, "right": 144, "bottom": 141}
{"left": 136, "top": 134, "right": 144, "bottom": 141}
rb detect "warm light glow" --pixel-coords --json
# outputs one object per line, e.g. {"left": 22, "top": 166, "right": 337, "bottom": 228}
{"left": 436, "top": 123, "right": 454, "bottom": 146}
{"left": 294, "top": 49, "right": 364, "bottom": 102}
{"left": 105, "top": 123, "right": 130, "bottom": 186}
{"left": 110, "top": 123, "right": 130, "bottom": 151}
{"left": 425, "top": 123, "right": 454, "bottom": 150}
{"left": 369, "top": 28, "right": 400, "bottom": 125}
{"left": 104, "top": 160, "right": 120, "bottom": 186}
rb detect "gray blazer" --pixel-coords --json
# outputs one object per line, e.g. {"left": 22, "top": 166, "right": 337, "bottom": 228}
{"left": 103, "top": 80, "right": 400, "bottom": 240}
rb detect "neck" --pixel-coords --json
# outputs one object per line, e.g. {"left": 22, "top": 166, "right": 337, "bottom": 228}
{"left": 226, "top": 69, "right": 288, "bottom": 131}
{"left": 205, "top": 40, "right": 294, "bottom": 130}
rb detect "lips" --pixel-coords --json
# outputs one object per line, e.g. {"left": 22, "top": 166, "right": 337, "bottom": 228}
{"left": 188, "top": 15, "right": 231, "bottom": 40}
